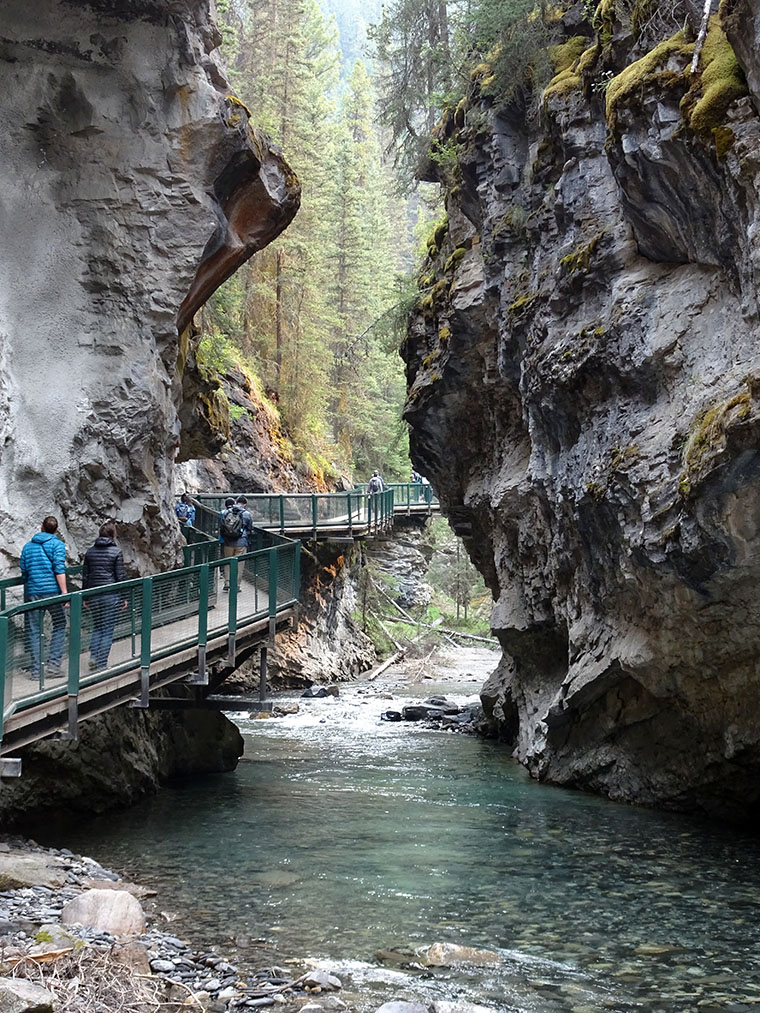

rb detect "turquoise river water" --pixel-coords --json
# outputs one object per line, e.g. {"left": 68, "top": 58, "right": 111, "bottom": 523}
{"left": 53, "top": 663, "right": 760, "bottom": 1013}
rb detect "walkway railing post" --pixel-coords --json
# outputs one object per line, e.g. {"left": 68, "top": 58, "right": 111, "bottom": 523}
{"left": 293, "top": 540, "right": 301, "bottom": 603}
{"left": 227, "top": 559, "right": 238, "bottom": 664}
{"left": 279, "top": 497, "right": 285, "bottom": 535}
{"left": 136, "top": 577, "right": 152, "bottom": 708}
{"left": 259, "top": 645, "right": 267, "bottom": 704}
{"left": 195, "top": 564, "right": 209, "bottom": 685}
{"left": 65, "top": 594, "right": 82, "bottom": 740}
{"left": 268, "top": 547, "right": 278, "bottom": 641}
{"left": 347, "top": 492, "right": 353, "bottom": 538}
{"left": 311, "top": 495, "right": 318, "bottom": 541}
{"left": 0, "top": 616, "right": 8, "bottom": 745}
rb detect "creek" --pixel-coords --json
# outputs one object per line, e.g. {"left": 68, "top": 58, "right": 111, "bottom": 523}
{"left": 51, "top": 650, "right": 760, "bottom": 1012}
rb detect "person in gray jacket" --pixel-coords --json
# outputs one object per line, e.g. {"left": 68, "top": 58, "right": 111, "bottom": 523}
{"left": 82, "top": 522, "right": 125, "bottom": 672}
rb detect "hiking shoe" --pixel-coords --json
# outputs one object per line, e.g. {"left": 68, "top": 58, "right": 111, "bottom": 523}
{"left": 47, "top": 662, "right": 62, "bottom": 675}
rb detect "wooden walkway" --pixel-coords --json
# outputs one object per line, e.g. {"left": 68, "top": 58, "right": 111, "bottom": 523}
{"left": 0, "top": 485, "right": 439, "bottom": 765}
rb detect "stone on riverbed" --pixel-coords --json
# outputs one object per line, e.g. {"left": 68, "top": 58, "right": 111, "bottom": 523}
{"left": 0, "top": 977, "right": 55, "bottom": 1013}
{"left": 273, "top": 702, "right": 300, "bottom": 716}
{"left": 0, "top": 852, "right": 67, "bottom": 890}
{"left": 302, "top": 970, "right": 342, "bottom": 990}
{"left": 81, "top": 877, "right": 156, "bottom": 898}
{"left": 374, "top": 1003, "right": 428, "bottom": 1013}
{"left": 402, "top": 705, "right": 447, "bottom": 722}
{"left": 61, "top": 888, "right": 145, "bottom": 934}
{"left": 300, "top": 998, "right": 347, "bottom": 1013}
{"left": 431, "top": 1002, "right": 497, "bottom": 1013}
{"left": 421, "top": 943, "right": 500, "bottom": 967}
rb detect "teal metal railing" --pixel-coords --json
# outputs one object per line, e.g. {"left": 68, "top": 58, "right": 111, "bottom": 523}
{"left": 354, "top": 482, "right": 438, "bottom": 509}
{"left": 0, "top": 565, "right": 83, "bottom": 613}
{"left": 194, "top": 489, "right": 396, "bottom": 536}
{"left": 0, "top": 529, "right": 300, "bottom": 746}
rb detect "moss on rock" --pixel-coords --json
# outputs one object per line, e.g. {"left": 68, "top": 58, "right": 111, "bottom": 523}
{"left": 682, "top": 15, "right": 747, "bottom": 135}
{"left": 605, "top": 32, "right": 694, "bottom": 130}
{"left": 444, "top": 247, "right": 467, "bottom": 273}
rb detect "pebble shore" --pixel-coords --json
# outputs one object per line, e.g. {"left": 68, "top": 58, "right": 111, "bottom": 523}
{"left": 0, "top": 836, "right": 344, "bottom": 1011}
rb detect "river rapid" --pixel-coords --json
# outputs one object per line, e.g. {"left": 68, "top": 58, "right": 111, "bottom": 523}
{"left": 52, "top": 649, "right": 760, "bottom": 1013}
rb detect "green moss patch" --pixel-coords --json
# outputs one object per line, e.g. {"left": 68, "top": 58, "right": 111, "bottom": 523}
{"left": 681, "top": 16, "right": 747, "bottom": 135}
{"left": 605, "top": 32, "right": 694, "bottom": 131}
{"left": 550, "top": 35, "right": 588, "bottom": 74}
{"left": 681, "top": 388, "right": 752, "bottom": 485}
{"left": 559, "top": 231, "right": 605, "bottom": 273}
{"left": 444, "top": 247, "right": 467, "bottom": 273}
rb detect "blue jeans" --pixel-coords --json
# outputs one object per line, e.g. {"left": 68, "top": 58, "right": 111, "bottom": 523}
{"left": 25, "top": 593, "right": 67, "bottom": 674}
{"left": 89, "top": 594, "right": 120, "bottom": 669}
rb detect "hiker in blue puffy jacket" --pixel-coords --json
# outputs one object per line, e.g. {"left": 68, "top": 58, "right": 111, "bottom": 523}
{"left": 175, "top": 493, "right": 195, "bottom": 528}
{"left": 19, "top": 515, "right": 68, "bottom": 679}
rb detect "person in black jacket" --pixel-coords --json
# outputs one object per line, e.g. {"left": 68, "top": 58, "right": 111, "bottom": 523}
{"left": 82, "top": 522, "right": 125, "bottom": 672}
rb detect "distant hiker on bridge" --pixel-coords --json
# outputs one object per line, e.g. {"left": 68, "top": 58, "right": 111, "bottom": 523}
{"left": 19, "top": 516, "right": 68, "bottom": 679}
{"left": 410, "top": 469, "right": 422, "bottom": 484}
{"left": 175, "top": 493, "right": 195, "bottom": 528}
{"left": 82, "top": 522, "right": 126, "bottom": 673}
{"left": 367, "top": 470, "right": 385, "bottom": 494}
{"left": 220, "top": 496, "right": 252, "bottom": 591}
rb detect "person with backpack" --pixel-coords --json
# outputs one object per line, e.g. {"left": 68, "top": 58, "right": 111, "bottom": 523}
{"left": 19, "top": 515, "right": 68, "bottom": 679}
{"left": 219, "top": 496, "right": 252, "bottom": 591}
{"left": 175, "top": 493, "right": 195, "bottom": 528}
{"left": 367, "top": 470, "right": 385, "bottom": 494}
{"left": 82, "top": 521, "right": 126, "bottom": 672}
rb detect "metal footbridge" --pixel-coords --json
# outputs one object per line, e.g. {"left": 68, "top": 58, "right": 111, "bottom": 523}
{"left": 0, "top": 485, "right": 438, "bottom": 765}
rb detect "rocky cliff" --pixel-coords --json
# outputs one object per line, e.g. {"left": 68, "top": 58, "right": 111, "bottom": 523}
{"left": 0, "top": 0, "right": 299, "bottom": 576}
{"left": 0, "top": 705, "right": 244, "bottom": 832}
{"left": 0, "top": 0, "right": 299, "bottom": 823}
{"left": 404, "top": 0, "right": 760, "bottom": 823}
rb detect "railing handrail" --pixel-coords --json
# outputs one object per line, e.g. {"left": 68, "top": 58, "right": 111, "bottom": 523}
{"left": 0, "top": 541, "right": 292, "bottom": 621}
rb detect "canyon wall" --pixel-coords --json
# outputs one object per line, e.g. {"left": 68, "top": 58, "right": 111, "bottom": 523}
{"left": 0, "top": 0, "right": 299, "bottom": 822}
{"left": 404, "top": 0, "right": 760, "bottom": 823}
{"left": 0, "top": 0, "right": 299, "bottom": 576}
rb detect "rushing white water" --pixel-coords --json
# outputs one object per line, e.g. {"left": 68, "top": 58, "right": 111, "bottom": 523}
{"left": 54, "top": 651, "right": 760, "bottom": 1012}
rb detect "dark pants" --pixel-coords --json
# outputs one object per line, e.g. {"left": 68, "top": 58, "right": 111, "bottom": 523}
{"left": 25, "top": 593, "right": 66, "bottom": 674}
{"left": 89, "top": 594, "right": 120, "bottom": 669}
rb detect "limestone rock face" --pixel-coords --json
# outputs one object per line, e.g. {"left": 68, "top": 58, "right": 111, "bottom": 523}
{"left": 0, "top": 0, "right": 299, "bottom": 575}
{"left": 176, "top": 364, "right": 323, "bottom": 494}
{"left": 0, "top": 706, "right": 244, "bottom": 831}
{"left": 365, "top": 521, "right": 434, "bottom": 609}
{"left": 232, "top": 543, "right": 375, "bottom": 690}
{"left": 404, "top": 1, "right": 760, "bottom": 824}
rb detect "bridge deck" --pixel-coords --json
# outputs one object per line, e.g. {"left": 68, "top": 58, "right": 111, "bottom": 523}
{"left": 1, "top": 485, "right": 439, "bottom": 759}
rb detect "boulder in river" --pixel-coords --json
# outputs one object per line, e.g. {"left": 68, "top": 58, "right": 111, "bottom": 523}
{"left": 381, "top": 711, "right": 403, "bottom": 722}
{"left": 273, "top": 702, "right": 300, "bottom": 716}
{"left": 0, "top": 977, "right": 55, "bottom": 1013}
{"left": 302, "top": 970, "right": 342, "bottom": 991}
{"left": 374, "top": 1003, "right": 428, "bottom": 1013}
{"left": 61, "top": 888, "right": 146, "bottom": 935}
{"left": 421, "top": 942, "right": 500, "bottom": 967}
{"left": 300, "top": 998, "right": 347, "bottom": 1013}
{"left": 402, "top": 705, "right": 446, "bottom": 722}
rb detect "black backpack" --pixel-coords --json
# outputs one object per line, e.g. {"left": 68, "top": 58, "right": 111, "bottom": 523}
{"left": 221, "top": 507, "right": 244, "bottom": 541}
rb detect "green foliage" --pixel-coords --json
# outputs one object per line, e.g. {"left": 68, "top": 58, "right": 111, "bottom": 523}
{"left": 228, "top": 403, "right": 249, "bottom": 423}
{"left": 426, "top": 518, "right": 489, "bottom": 626}
{"left": 210, "top": 0, "right": 416, "bottom": 484}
